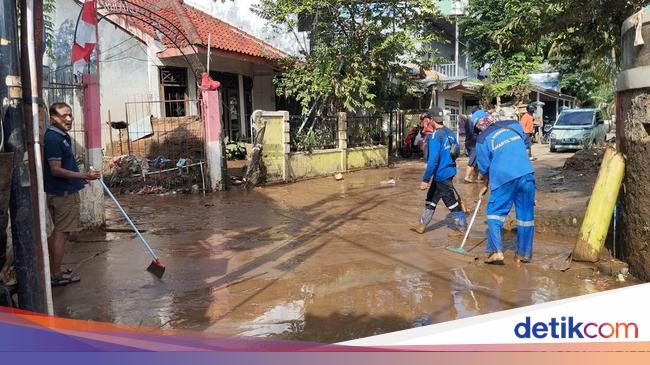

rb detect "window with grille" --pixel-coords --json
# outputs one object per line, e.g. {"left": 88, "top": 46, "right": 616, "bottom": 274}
{"left": 160, "top": 67, "right": 187, "bottom": 117}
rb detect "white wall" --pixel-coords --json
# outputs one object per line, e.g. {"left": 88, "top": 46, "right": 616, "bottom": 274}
{"left": 431, "top": 38, "right": 472, "bottom": 78}
{"left": 99, "top": 24, "right": 156, "bottom": 123}
{"left": 49, "top": 0, "right": 279, "bottom": 153}
{"left": 48, "top": 0, "right": 159, "bottom": 155}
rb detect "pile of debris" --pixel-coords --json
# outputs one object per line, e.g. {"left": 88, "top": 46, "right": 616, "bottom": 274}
{"left": 106, "top": 155, "right": 205, "bottom": 195}
{"left": 563, "top": 147, "right": 606, "bottom": 176}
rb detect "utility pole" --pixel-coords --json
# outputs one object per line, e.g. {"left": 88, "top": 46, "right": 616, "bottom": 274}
{"left": 454, "top": 16, "right": 459, "bottom": 78}
{"left": 1, "top": 0, "right": 44, "bottom": 312}
{"left": 20, "top": 0, "right": 53, "bottom": 313}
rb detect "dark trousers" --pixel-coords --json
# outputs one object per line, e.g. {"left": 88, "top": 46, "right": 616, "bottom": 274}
{"left": 425, "top": 178, "right": 462, "bottom": 213}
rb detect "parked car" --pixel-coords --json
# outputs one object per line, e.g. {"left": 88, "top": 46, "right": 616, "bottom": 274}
{"left": 549, "top": 109, "right": 608, "bottom": 152}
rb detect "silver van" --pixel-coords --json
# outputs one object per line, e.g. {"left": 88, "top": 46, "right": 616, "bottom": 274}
{"left": 549, "top": 109, "right": 607, "bottom": 152}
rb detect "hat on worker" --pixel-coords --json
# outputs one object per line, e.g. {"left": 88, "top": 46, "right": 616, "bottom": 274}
{"left": 475, "top": 113, "right": 497, "bottom": 131}
{"left": 424, "top": 106, "right": 445, "bottom": 124}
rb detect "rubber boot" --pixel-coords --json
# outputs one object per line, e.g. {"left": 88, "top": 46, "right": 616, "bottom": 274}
{"left": 450, "top": 211, "right": 467, "bottom": 233}
{"left": 410, "top": 207, "right": 435, "bottom": 234}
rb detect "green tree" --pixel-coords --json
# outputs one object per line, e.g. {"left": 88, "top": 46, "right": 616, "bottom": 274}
{"left": 460, "top": 0, "right": 543, "bottom": 105}
{"left": 254, "top": 0, "right": 440, "bottom": 113}
{"left": 462, "top": 0, "right": 647, "bottom": 107}
{"left": 44, "top": 0, "right": 56, "bottom": 58}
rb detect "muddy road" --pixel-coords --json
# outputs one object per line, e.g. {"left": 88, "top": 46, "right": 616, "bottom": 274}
{"left": 54, "top": 144, "right": 637, "bottom": 343}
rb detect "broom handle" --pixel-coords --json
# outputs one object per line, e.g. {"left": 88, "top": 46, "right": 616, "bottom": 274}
{"left": 460, "top": 198, "right": 482, "bottom": 249}
{"left": 98, "top": 178, "right": 159, "bottom": 260}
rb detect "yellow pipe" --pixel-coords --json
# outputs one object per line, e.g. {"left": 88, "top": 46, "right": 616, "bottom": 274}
{"left": 573, "top": 146, "right": 625, "bottom": 262}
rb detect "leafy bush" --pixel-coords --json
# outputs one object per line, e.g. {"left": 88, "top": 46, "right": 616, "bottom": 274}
{"left": 224, "top": 137, "right": 247, "bottom": 160}
{"left": 292, "top": 124, "right": 336, "bottom": 152}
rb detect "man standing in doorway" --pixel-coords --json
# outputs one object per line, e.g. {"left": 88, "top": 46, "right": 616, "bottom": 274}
{"left": 410, "top": 107, "right": 466, "bottom": 235}
{"left": 475, "top": 115, "right": 535, "bottom": 265}
{"left": 44, "top": 102, "right": 100, "bottom": 286}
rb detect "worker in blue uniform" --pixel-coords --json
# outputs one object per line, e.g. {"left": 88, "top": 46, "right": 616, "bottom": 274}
{"left": 410, "top": 107, "right": 467, "bottom": 235}
{"left": 475, "top": 115, "right": 535, "bottom": 265}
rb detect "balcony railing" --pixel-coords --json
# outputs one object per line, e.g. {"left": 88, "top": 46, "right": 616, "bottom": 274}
{"left": 432, "top": 62, "right": 479, "bottom": 80}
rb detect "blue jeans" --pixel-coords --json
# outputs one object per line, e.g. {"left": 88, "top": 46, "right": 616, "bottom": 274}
{"left": 485, "top": 174, "right": 535, "bottom": 259}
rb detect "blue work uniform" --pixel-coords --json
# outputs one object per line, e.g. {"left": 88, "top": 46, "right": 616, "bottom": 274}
{"left": 476, "top": 120, "right": 535, "bottom": 259}
{"left": 423, "top": 127, "right": 457, "bottom": 184}
{"left": 418, "top": 127, "right": 465, "bottom": 228}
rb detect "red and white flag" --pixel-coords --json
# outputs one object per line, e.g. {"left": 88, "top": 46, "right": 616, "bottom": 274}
{"left": 72, "top": 0, "right": 98, "bottom": 75}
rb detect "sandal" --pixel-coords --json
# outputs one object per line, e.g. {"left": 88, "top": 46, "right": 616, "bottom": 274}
{"left": 51, "top": 272, "right": 81, "bottom": 287}
{"left": 514, "top": 255, "right": 531, "bottom": 264}
{"left": 484, "top": 252, "right": 505, "bottom": 266}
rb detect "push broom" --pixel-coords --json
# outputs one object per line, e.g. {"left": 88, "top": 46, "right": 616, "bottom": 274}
{"left": 446, "top": 196, "right": 483, "bottom": 255}
{"left": 95, "top": 172, "right": 166, "bottom": 278}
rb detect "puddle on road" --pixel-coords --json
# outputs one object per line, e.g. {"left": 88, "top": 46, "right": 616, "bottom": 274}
{"left": 56, "top": 165, "right": 638, "bottom": 343}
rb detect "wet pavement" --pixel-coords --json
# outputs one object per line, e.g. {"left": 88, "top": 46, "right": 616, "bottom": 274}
{"left": 54, "top": 147, "right": 638, "bottom": 343}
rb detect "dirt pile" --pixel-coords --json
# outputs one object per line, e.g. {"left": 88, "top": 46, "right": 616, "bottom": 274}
{"left": 563, "top": 147, "right": 606, "bottom": 176}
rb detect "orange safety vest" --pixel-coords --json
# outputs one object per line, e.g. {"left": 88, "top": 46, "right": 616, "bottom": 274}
{"left": 519, "top": 113, "right": 535, "bottom": 134}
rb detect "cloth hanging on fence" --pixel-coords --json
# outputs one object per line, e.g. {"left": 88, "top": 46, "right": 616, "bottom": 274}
{"left": 128, "top": 115, "right": 154, "bottom": 142}
{"left": 634, "top": 10, "right": 645, "bottom": 47}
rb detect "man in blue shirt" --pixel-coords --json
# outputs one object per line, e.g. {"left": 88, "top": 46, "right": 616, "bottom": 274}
{"left": 475, "top": 114, "right": 535, "bottom": 265}
{"left": 410, "top": 107, "right": 466, "bottom": 234}
{"left": 44, "top": 102, "right": 100, "bottom": 286}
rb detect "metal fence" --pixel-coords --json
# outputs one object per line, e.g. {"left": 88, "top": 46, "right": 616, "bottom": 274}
{"left": 289, "top": 115, "right": 338, "bottom": 152}
{"left": 105, "top": 99, "right": 206, "bottom": 194}
{"left": 347, "top": 115, "right": 386, "bottom": 148}
{"left": 43, "top": 66, "right": 85, "bottom": 163}
{"left": 107, "top": 99, "right": 204, "bottom": 162}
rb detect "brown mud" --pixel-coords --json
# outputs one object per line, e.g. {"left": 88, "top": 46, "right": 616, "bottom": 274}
{"left": 52, "top": 144, "right": 638, "bottom": 343}
{"left": 618, "top": 91, "right": 650, "bottom": 281}
{"left": 563, "top": 147, "right": 606, "bottom": 176}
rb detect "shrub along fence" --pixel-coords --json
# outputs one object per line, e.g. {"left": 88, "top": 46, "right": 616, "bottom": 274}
{"left": 289, "top": 115, "right": 338, "bottom": 152}
{"left": 254, "top": 112, "right": 389, "bottom": 183}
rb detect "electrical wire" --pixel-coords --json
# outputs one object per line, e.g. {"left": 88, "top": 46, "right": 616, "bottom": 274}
{"left": 102, "top": 41, "right": 147, "bottom": 61}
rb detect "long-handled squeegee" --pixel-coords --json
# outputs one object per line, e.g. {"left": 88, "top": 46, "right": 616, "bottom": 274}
{"left": 97, "top": 176, "right": 166, "bottom": 278}
{"left": 446, "top": 197, "right": 483, "bottom": 255}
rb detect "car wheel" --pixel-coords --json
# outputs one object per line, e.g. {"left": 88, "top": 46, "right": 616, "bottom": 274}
{"left": 550, "top": 143, "right": 557, "bottom": 153}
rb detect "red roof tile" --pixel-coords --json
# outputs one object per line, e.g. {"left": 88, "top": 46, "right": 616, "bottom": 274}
{"left": 107, "top": 0, "right": 287, "bottom": 62}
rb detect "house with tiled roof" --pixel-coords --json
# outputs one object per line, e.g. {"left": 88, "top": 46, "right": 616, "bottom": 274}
{"left": 47, "top": 0, "right": 288, "bottom": 148}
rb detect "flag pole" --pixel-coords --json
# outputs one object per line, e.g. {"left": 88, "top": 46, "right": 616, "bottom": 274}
{"left": 207, "top": 32, "right": 211, "bottom": 74}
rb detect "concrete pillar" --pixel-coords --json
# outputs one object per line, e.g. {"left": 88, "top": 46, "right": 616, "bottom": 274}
{"left": 338, "top": 112, "right": 348, "bottom": 172}
{"left": 282, "top": 113, "right": 290, "bottom": 182}
{"left": 202, "top": 89, "right": 225, "bottom": 191}
{"left": 81, "top": 74, "right": 104, "bottom": 230}
{"left": 238, "top": 74, "right": 246, "bottom": 139}
{"left": 616, "top": 9, "right": 650, "bottom": 280}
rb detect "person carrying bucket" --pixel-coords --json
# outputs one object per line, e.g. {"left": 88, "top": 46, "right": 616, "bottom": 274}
{"left": 410, "top": 107, "right": 467, "bottom": 235}
{"left": 475, "top": 112, "right": 536, "bottom": 265}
